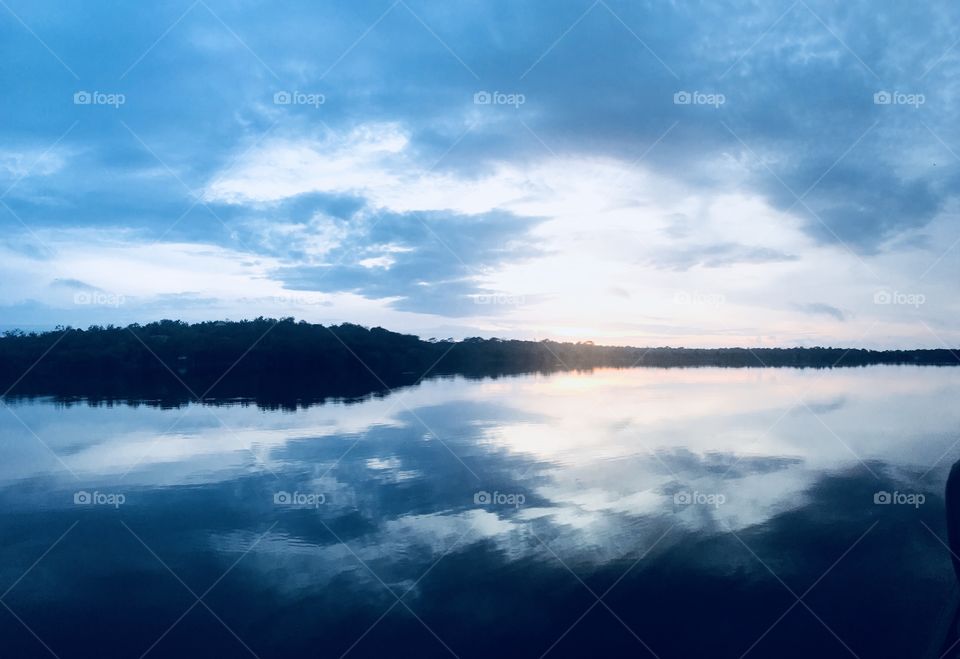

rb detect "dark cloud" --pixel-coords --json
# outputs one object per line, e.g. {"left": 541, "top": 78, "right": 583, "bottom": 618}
{"left": 653, "top": 447, "right": 804, "bottom": 481}
{"left": 2, "top": 0, "right": 960, "bottom": 320}
{"left": 276, "top": 208, "right": 545, "bottom": 315}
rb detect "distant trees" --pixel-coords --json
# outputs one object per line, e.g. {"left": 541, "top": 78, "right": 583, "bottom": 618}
{"left": 0, "top": 318, "right": 956, "bottom": 407}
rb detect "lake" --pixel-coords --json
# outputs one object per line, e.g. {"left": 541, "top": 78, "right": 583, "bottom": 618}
{"left": 1, "top": 365, "right": 958, "bottom": 658}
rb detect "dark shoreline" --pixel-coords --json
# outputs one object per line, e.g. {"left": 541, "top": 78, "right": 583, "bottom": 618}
{"left": 1, "top": 318, "right": 957, "bottom": 408}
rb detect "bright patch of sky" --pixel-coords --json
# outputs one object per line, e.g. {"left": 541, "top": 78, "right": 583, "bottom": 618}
{"left": 1, "top": 0, "right": 958, "bottom": 347}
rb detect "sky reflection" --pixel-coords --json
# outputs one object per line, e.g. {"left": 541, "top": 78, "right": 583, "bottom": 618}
{"left": 1, "top": 366, "right": 958, "bottom": 656}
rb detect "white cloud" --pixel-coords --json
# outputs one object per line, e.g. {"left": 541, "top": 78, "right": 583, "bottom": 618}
{"left": 205, "top": 123, "right": 409, "bottom": 204}
{"left": 0, "top": 147, "right": 67, "bottom": 181}
{"left": 194, "top": 122, "right": 960, "bottom": 346}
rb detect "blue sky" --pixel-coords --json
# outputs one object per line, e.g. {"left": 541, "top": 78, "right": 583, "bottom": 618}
{"left": 1, "top": 0, "right": 958, "bottom": 347}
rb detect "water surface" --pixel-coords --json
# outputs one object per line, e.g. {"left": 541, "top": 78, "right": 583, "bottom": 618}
{"left": 1, "top": 366, "right": 957, "bottom": 657}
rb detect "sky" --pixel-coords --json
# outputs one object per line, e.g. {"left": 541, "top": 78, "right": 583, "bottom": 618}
{"left": 1, "top": 0, "right": 958, "bottom": 348}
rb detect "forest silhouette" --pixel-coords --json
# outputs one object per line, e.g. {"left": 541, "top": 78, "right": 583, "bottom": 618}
{"left": 1, "top": 318, "right": 957, "bottom": 408}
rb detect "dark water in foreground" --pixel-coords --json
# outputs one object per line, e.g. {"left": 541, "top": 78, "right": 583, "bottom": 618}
{"left": 1, "top": 366, "right": 958, "bottom": 658}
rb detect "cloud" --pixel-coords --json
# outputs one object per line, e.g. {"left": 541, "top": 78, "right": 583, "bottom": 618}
{"left": 762, "top": 162, "right": 943, "bottom": 252}
{"left": 0, "top": 148, "right": 67, "bottom": 180}
{"left": 795, "top": 302, "right": 847, "bottom": 322}
{"left": 276, "top": 208, "right": 545, "bottom": 316}
{"left": 1, "top": 0, "right": 960, "bottom": 344}
{"left": 49, "top": 278, "right": 99, "bottom": 291}
{"left": 205, "top": 124, "right": 410, "bottom": 205}
{"left": 648, "top": 243, "right": 800, "bottom": 271}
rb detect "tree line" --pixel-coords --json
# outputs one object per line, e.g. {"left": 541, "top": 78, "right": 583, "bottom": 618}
{"left": 0, "top": 318, "right": 955, "bottom": 407}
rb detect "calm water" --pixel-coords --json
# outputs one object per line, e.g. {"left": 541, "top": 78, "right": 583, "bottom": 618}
{"left": 1, "top": 366, "right": 959, "bottom": 658}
